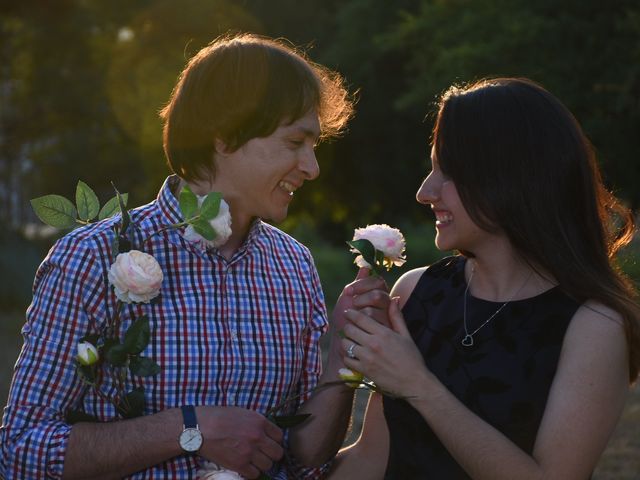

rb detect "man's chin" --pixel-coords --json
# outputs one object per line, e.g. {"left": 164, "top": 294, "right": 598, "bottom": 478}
{"left": 268, "top": 208, "right": 289, "bottom": 224}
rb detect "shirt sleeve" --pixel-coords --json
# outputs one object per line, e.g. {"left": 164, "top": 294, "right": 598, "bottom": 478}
{"left": 282, "top": 250, "right": 331, "bottom": 479}
{"left": 0, "top": 234, "right": 109, "bottom": 479}
{"left": 296, "top": 250, "right": 329, "bottom": 399}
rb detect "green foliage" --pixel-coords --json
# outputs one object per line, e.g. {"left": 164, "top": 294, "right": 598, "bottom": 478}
{"left": 99, "top": 193, "right": 128, "bottom": 221}
{"left": 31, "top": 181, "right": 128, "bottom": 230}
{"left": 129, "top": 356, "right": 161, "bottom": 377}
{"left": 179, "top": 186, "right": 199, "bottom": 220}
{"left": 347, "top": 238, "right": 378, "bottom": 272}
{"left": 6, "top": 0, "right": 640, "bottom": 234}
{"left": 117, "top": 386, "right": 146, "bottom": 419}
{"left": 123, "top": 315, "right": 151, "bottom": 355}
{"left": 179, "top": 186, "right": 223, "bottom": 241}
{"left": 30, "top": 195, "right": 77, "bottom": 229}
{"left": 75, "top": 181, "right": 100, "bottom": 222}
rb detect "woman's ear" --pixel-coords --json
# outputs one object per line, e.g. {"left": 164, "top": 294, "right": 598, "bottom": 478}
{"left": 214, "top": 138, "right": 231, "bottom": 156}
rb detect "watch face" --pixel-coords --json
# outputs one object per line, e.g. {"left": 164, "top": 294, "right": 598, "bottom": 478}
{"left": 179, "top": 427, "right": 203, "bottom": 452}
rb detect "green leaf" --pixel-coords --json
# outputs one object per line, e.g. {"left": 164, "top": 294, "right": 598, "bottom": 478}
{"left": 65, "top": 409, "right": 100, "bottom": 424}
{"left": 117, "top": 387, "right": 146, "bottom": 419}
{"left": 179, "top": 185, "right": 198, "bottom": 220}
{"left": 30, "top": 195, "right": 77, "bottom": 229}
{"left": 99, "top": 193, "right": 128, "bottom": 220}
{"left": 104, "top": 340, "right": 128, "bottom": 366}
{"left": 75, "top": 180, "right": 100, "bottom": 221}
{"left": 191, "top": 218, "right": 216, "bottom": 241}
{"left": 129, "top": 356, "right": 161, "bottom": 377}
{"left": 347, "top": 239, "right": 377, "bottom": 270}
{"left": 111, "top": 182, "right": 130, "bottom": 235}
{"left": 270, "top": 413, "right": 312, "bottom": 428}
{"left": 200, "top": 192, "right": 222, "bottom": 220}
{"left": 123, "top": 315, "right": 150, "bottom": 355}
{"left": 80, "top": 333, "right": 101, "bottom": 346}
{"left": 76, "top": 363, "right": 97, "bottom": 383}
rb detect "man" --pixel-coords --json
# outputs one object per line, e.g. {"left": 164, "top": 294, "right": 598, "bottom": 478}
{"left": 0, "top": 33, "right": 387, "bottom": 479}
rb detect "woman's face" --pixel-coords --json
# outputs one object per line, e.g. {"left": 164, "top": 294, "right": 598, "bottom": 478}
{"left": 416, "top": 148, "right": 489, "bottom": 253}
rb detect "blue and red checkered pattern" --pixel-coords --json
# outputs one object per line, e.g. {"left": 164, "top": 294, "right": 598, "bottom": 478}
{"left": 1, "top": 176, "right": 329, "bottom": 479}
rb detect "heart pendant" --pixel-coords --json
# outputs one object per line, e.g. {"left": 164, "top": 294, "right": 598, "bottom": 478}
{"left": 461, "top": 335, "right": 474, "bottom": 347}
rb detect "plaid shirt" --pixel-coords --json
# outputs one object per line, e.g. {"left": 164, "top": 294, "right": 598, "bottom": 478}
{"left": 1, "top": 176, "right": 328, "bottom": 479}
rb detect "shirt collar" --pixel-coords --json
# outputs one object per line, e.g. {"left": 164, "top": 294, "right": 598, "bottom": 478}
{"left": 155, "top": 175, "right": 265, "bottom": 257}
{"left": 156, "top": 175, "right": 184, "bottom": 226}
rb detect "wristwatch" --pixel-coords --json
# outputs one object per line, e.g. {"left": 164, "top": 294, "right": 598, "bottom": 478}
{"left": 178, "top": 405, "right": 203, "bottom": 453}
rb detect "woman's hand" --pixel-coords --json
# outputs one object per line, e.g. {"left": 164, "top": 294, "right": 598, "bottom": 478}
{"left": 341, "top": 298, "right": 431, "bottom": 398}
{"left": 325, "top": 267, "right": 390, "bottom": 374}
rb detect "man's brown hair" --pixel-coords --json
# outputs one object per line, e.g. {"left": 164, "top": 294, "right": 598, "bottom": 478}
{"left": 160, "top": 33, "right": 354, "bottom": 182}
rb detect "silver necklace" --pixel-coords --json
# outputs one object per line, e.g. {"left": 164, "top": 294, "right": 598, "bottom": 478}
{"left": 461, "top": 264, "right": 533, "bottom": 347}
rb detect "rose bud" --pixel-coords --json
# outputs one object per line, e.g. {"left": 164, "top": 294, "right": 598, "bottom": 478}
{"left": 338, "top": 367, "right": 364, "bottom": 388}
{"left": 77, "top": 341, "right": 99, "bottom": 366}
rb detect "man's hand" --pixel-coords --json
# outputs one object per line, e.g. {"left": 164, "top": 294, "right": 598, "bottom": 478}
{"left": 197, "top": 406, "right": 284, "bottom": 479}
{"left": 333, "top": 268, "right": 390, "bottom": 331}
{"left": 327, "top": 268, "right": 390, "bottom": 368}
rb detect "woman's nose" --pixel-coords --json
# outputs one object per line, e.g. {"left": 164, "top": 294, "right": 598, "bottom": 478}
{"left": 416, "top": 174, "right": 439, "bottom": 204}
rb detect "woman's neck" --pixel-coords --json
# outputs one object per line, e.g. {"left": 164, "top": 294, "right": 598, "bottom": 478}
{"left": 465, "top": 248, "right": 556, "bottom": 302}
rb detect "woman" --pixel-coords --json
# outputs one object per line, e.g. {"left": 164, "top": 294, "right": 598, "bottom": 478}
{"left": 331, "top": 77, "right": 640, "bottom": 479}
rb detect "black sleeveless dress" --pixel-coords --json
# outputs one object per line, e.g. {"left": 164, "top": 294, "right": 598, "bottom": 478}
{"left": 383, "top": 256, "right": 580, "bottom": 479}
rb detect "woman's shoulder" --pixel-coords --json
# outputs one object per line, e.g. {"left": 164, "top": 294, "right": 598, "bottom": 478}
{"left": 391, "top": 267, "right": 428, "bottom": 305}
{"left": 561, "top": 299, "right": 628, "bottom": 377}
{"left": 391, "top": 255, "right": 462, "bottom": 307}
{"left": 569, "top": 300, "right": 626, "bottom": 339}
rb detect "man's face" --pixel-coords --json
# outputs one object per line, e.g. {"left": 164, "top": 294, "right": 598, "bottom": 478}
{"left": 214, "top": 109, "right": 321, "bottom": 226}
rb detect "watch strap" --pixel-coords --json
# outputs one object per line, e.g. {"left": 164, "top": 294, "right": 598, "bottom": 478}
{"left": 181, "top": 405, "right": 198, "bottom": 428}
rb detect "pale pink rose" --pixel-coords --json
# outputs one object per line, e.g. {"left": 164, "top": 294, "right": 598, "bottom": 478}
{"left": 108, "top": 250, "right": 163, "bottom": 303}
{"left": 351, "top": 224, "right": 406, "bottom": 270}
{"left": 183, "top": 198, "right": 232, "bottom": 249}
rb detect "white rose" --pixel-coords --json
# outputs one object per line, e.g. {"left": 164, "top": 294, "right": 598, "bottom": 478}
{"left": 209, "top": 471, "right": 244, "bottom": 480}
{"left": 197, "top": 462, "right": 244, "bottom": 480}
{"left": 352, "top": 224, "right": 406, "bottom": 269}
{"left": 183, "top": 198, "right": 232, "bottom": 249}
{"left": 77, "top": 341, "right": 99, "bottom": 366}
{"left": 108, "top": 250, "right": 163, "bottom": 303}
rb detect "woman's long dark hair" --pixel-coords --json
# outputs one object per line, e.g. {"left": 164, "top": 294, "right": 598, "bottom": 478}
{"left": 433, "top": 77, "right": 640, "bottom": 382}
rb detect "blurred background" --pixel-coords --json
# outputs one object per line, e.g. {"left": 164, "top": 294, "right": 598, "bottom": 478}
{"left": 1, "top": 1, "right": 639, "bottom": 477}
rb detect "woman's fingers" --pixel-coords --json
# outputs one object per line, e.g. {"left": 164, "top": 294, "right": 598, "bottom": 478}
{"left": 388, "top": 297, "right": 410, "bottom": 337}
{"left": 344, "top": 308, "right": 383, "bottom": 334}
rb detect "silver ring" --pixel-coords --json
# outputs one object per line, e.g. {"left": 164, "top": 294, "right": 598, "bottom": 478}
{"left": 347, "top": 343, "right": 357, "bottom": 359}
